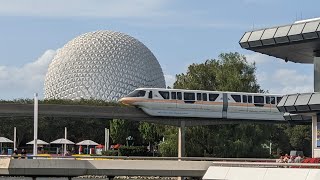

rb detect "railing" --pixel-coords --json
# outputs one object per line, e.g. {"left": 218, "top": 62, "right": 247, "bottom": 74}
{"left": 211, "top": 161, "right": 320, "bottom": 168}
{"left": 1, "top": 155, "right": 277, "bottom": 162}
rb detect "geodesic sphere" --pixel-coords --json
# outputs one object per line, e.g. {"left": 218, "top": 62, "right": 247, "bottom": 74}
{"left": 44, "top": 30, "right": 165, "bottom": 101}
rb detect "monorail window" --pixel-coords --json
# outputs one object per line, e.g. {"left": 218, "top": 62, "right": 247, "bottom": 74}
{"left": 209, "top": 94, "right": 219, "bottom": 101}
{"left": 127, "top": 90, "right": 146, "bottom": 97}
{"left": 266, "top": 96, "right": 275, "bottom": 104}
{"left": 231, "top": 95, "right": 241, "bottom": 102}
{"left": 171, "top": 92, "right": 177, "bottom": 100}
{"left": 254, "top": 96, "right": 264, "bottom": 104}
{"left": 148, "top": 91, "right": 153, "bottom": 99}
{"left": 159, "top": 91, "right": 170, "bottom": 99}
{"left": 177, "top": 92, "right": 182, "bottom": 100}
{"left": 197, "top": 93, "right": 202, "bottom": 101}
{"left": 277, "top": 97, "right": 282, "bottom": 104}
{"left": 202, "top": 93, "right": 208, "bottom": 101}
{"left": 243, "top": 95, "right": 247, "bottom": 103}
{"left": 248, "top": 96, "right": 252, "bottom": 103}
{"left": 184, "top": 92, "right": 195, "bottom": 100}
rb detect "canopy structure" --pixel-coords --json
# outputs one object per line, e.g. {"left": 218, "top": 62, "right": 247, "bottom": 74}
{"left": 0, "top": 137, "right": 13, "bottom": 154}
{"left": 76, "top": 140, "right": 99, "bottom": 154}
{"left": 0, "top": 137, "right": 13, "bottom": 143}
{"left": 50, "top": 138, "right": 74, "bottom": 156}
{"left": 76, "top": 140, "right": 98, "bottom": 146}
{"left": 239, "top": 17, "right": 320, "bottom": 64}
{"left": 27, "top": 139, "right": 49, "bottom": 145}
{"left": 50, "top": 138, "right": 74, "bottom": 145}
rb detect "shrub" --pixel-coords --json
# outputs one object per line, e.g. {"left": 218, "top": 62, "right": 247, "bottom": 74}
{"left": 118, "top": 146, "right": 148, "bottom": 156}
{"left": 101, "top": 150, "right": 119, "bottom": 156}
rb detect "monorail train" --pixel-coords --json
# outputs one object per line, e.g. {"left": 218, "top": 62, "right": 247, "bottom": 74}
{"left": 119, "top": 88, "right": 284, "bottom": 121}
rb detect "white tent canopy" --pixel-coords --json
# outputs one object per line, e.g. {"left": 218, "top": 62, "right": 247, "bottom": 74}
{"left": 0, "top": 137, "right": 13, "bottom": 143}
{"left": 76, "top": 140, "right": 99, "bottom": 154}
{"left": 76, "top": 140, "right": 98, "bottom": 146}
{"left": 50, "top": 138, "right": 75, "bottom": 156}
{"left": 0, "top": 137, "right": 13, "bottom": 154}
{"left": 50, "top": 138, "right": 74, "bottom": 145}
{"left": 27, "top": 139, "right": 49, "bottom": 145}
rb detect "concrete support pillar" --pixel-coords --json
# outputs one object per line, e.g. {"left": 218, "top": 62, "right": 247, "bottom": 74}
{"left": 314, "top": 56, "right": 320, "bottom": 92}
{"left": 33, "top": 93, "right": 38, "bottom": 156}
{"left": 178, "top": 121, "right": 186, "bottom": 158}
{"left": 64, "top": 127, "right": 67, "bottom": 156}
{"left": 312, "top": 115, "right": 318, "bottom": 158}
{"left": 13, "top": 127, "right": 16, "bottom": 151}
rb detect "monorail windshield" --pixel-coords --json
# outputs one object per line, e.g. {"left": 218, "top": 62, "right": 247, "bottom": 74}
{"left": 127, "top": 90, "right": 146, "bottom": 97}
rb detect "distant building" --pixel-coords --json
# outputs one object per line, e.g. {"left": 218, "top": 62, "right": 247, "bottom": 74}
{"left": 44, "top": 30, "right": 165, "bottom": 101}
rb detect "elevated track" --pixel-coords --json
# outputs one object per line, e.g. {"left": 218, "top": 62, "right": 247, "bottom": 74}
{"left": 0, "top": 103, "right": 309, "bottom": 126}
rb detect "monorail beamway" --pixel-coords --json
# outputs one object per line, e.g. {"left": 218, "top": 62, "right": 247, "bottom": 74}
{"left": 0, "top": 103, "right": 308, "bottom": 126}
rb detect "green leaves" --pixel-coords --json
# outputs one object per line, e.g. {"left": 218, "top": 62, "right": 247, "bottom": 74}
{"left": 173, "top": 52, "right": 260, "bottom": 93}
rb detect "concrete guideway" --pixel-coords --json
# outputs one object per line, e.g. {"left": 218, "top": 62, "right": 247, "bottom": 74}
{"left": 0, "top": 158, "right": 212, "bottom": 178}
{"left": 0, "top": 103, "right": 305, "bottom": 126}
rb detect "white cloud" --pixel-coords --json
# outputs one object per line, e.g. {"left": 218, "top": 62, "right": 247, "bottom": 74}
{"left": 245, "top": 53, "right": 313, "bottom": 94}
{"left": 164, "top": 74, "right": 175, "bottom": 88}
{"left": 269, "top": 68, "right": 313, "bottom": 94}
{"left": 245, "top": 53, "right": 281, "bottom": 65}
{"left": 0, "top": 0, "right": 170, "bottom": 18}
{"left": 0, "top": 50, "right": 56, "bottom": 100}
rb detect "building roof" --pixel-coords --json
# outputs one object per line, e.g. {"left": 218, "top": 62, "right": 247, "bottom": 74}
{"left": 240, "top": 18, "right": 320, "bottom": 64}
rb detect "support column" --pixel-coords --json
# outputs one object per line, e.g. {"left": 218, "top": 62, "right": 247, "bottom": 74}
{"left": 33, "top": 93, "right": 38, "bottom": 156}
{"left": 178, "top": 121, "right": 185, "bottom": 158}
{"left": 314, "top": 56, "right": 320, "bottom": 92}
{"left": 312, "top": 115, "right": 318, "bottom": 158}
{"left": 13, "top": 127, "right": 16, "bottom": 151}
{"left": 64, "top": 127, "right": 67, "bottom": 156}
{"left": 105, "top": 128, "right": 110, "bottom": 151}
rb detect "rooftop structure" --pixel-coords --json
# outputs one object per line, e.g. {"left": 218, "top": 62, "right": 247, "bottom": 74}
{"left": 240, "top": 17, "right": 320, "bottom": 64}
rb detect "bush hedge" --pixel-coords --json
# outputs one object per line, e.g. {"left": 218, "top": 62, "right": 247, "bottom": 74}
{"left": 101, "top": 150, "right": 119, "bottom": 156}
{"left": 119, "top": 146, "right": 148, "bottom": 156}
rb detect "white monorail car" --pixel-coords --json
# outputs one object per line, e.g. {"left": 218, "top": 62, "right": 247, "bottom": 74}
{"left": 119, "top": 88, "right": 284, "bottom": 121}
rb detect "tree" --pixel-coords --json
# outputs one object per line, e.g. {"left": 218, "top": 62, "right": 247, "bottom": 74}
{"left": 160, "top": 52, "right": 271, "bottom": 157}
{"left": 174, "top": 52, "right": 261, "bottom": 92}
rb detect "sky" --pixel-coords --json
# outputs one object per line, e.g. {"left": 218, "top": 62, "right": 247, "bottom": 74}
{"left": 0, "top": 0, "right": 318, "bottom": 99}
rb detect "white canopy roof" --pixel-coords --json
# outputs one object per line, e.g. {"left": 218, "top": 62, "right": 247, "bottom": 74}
{"left": 0, "top": 137, "right": 13, "bottom": 143}
{"left": 26, "top": 139, "right": 49, "bottom": 145}
{"left": 76, "top": 140, "right": 99, "bottom": 146}
{"left": 50, "top": 138, "right": 74, "bottom": 144}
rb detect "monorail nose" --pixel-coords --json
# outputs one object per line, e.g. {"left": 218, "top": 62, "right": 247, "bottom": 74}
{"left": 118, "top": 97, "right": 133, "bottom": 105}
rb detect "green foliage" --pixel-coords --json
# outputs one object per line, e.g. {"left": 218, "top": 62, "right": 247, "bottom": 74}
{"left": 102, "top": 150, "right": 119, "bottom": 156}
{"left": 110, "top": 119, "right": 130, "bottom": 144}
{"left": 138, "top": 122, "right": 165, "bottom": 144}
{"left": 110, "top": 119, "right": 143, "bottom": 145}
{"left": 285, "top": 125, "right": 312, "bottom": 155}
{"left": 118, "top": 146, "right": 148, "bottom": 156}
{"left": 158, "top": 126, "right": 178, "bottom": 157}
{"left": 174, "top": 52, "right": 261, "bottom": 92}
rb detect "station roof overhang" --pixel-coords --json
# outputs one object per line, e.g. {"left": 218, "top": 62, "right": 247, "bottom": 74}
{"left": 239, "top": 18, "right": 320, "bottom": 64}
{"left": 277, "top": 92, "right": 320, "bottom": 117}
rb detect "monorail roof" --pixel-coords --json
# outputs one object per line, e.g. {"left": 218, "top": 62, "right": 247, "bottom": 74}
{"left": 136, "top": 88, "right": 282, "bottom": 96}
{"left": 239, "top": 18, "right": 320, "bottom": 64}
